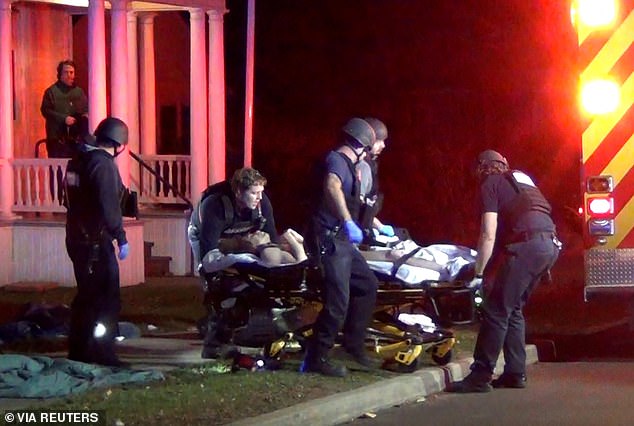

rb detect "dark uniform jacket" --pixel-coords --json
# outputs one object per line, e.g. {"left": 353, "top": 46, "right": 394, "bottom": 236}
{"left": 197, "top": 181, "right": 278, "bottom": 259}
{"left": 64, "top": 147, "right": 127, "bottom": 246}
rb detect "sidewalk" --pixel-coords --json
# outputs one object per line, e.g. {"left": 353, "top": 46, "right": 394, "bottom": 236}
{"left": 231, "top": 344, "right": 539, "bottom": 426}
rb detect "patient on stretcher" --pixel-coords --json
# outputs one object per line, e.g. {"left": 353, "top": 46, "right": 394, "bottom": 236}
{"left": 360, "top": 239, "right": 476, "bottom": 285}
{"left": 203, "top": 227, "right": 475, "bottom": 287}
{"left": 203, "top": 228, "right": 307, "bottom": 271}
{"left": 223, "top": 228, "right": 307, "bottom": 264}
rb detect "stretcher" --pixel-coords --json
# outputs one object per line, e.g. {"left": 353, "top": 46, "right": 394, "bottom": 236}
{"left": 199, "top": 242, "right": 479, "bottom": 372}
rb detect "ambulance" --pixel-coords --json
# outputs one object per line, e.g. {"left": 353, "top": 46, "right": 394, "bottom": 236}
{"left": 573, "top": 0, "right": 634, "bottom": 299}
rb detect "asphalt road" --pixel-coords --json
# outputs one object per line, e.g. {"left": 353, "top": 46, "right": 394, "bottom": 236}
{"left": 345, "top": 361, "right": 634, "bottom": 426}
{"left": 530, "top": 322, "right": 634, "bottom": 362}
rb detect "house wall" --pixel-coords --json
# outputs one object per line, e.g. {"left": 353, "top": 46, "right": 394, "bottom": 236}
{"left": 141, "top": 209, "right": 192, "bottom": 276}
{"left": 0, "top": 222, "right": 12, "bottom": 284}
{"left": 4, "top": 218, "right": 144, "bottom": 287}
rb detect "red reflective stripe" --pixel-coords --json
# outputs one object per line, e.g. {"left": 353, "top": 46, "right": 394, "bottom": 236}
{"left": 579, "top": 34, "right": 610, "bottom": 68}
{"left": 619, "top": 226, "right": 634, "bottom": 247}
{"left": 613, "top": 166, "right": 634, "bottom": 217}
{"left": 582, "top": 103, "right": 634, "bottom": 176}
{"left": 610, "top": 41, "right": 634, "bottom": 82}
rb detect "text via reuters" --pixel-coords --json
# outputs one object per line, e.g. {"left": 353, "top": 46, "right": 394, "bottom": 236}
{"left": 3, "top": 410, "right": 105, "bottom": 426}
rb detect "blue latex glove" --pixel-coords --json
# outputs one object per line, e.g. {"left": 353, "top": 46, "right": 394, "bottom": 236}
{"left": 118, "top": 242, "right": 130, "bottom": 260}
{"left": 344, "top": 220, "right": 363, "bottom": 244}
{"left": 379, "top": 224, "right": 395, "bottom": 237}
{"left": 467, "top": 276, "right": 483, "bottom": 290}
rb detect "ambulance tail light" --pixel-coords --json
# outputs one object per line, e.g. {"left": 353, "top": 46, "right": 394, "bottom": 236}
{"left": 573, "top": 0, "right": 618, "bottom": 28}
{"left": 588, "top": 219, "right": 615, "bottom": 236}
{"left": 586, "top": 175, "right": 614, "bottom": 193}
{"left": 580, "top": 78, "right": 621, "bottom": 115}
{"left": 586, "top": 175, "right": 615, "bottom": 237}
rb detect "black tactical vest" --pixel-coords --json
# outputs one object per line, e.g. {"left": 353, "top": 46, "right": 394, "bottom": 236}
{"left": 192, "top": 181, "right": 266, "bottom": 238}
{"left": 500, "top": 171, "right": 552, "bottom": 229}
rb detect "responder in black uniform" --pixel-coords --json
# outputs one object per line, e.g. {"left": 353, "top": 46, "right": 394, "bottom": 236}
{"left": 357, "top": 117, "right": 395, "bottom": 243}
{"left": 64, "top": 117, "right": 130, "bottom": 367}
{"left": 301, "top": 118, "right": 380, "bottom": 377}
{"left": 450, "top": 149, "right": 560, "bottom": 392}
{"left": 189, "top": 167, "right": 278, "bottom": 269}
{"left": 188, "top": 167, "right": 279, "bottom": 358}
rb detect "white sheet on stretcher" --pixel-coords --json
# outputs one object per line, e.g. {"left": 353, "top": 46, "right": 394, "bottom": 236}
{"left": 365, "top": 240, "right": 477, "bottom": 285}
{"left": 201, "top": 240, "right": 476, "bottom": 286}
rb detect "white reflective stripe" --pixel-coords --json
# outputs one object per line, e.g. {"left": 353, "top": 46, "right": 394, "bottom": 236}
{"left": 93, "top": 322, "right": 107, "bottom": 338}
{"left": 512, "top": 171, "right": 536, "bottom": 187}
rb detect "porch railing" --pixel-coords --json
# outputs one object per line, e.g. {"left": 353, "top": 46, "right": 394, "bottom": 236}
{"left": 12, "top": 158, "right": 69, "bottom": 212}
{"left": 134, "top": 154, "right": 192, "bottom": 206}
{"left": 11, "top": 155, "right": 192, "bottom": 214}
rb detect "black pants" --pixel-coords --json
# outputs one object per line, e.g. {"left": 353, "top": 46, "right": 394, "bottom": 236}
{"left": 309, "top": 237, "right": 378, "bottom": 357}
{"left": 471, "top": 234, "right": 559, "bottom": 377}
{"left": 66, "top": 238, "right": 121, "bottom": 364}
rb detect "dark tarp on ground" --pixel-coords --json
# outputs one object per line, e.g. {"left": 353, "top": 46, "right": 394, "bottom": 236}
{"left": 0, "top": 354, "right": 164, "bottom": 398}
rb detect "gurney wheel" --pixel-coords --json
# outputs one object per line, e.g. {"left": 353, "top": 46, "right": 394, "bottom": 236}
{"left": 395, "top": 358, "right": 419, "bottom": 373}
{"left": 431, "top": 349, "right": 452, "bottom": 366}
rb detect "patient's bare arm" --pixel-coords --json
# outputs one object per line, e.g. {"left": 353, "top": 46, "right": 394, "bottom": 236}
{"left": 259, "top": 229, "right": 307, "bottom": 265}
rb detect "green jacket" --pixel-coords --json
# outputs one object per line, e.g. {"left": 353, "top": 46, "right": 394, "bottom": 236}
{"left": 40, "top": 81, "right": 88, "bottom": 143}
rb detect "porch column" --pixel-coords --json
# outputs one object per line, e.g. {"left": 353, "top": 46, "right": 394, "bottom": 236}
{"left": 110, "top": 0, "right": 129, "bottom": 186}
{"left": 243, "top": 0, "right": 255, "bottom": 167}
{"left": 88, "top": 0, "right": 108, "bottom": 132}
{"left": 207, "top": 9, "right": 227, "bottom": 184}
{"left": 127, "top": 10, "right": 140, "bottom": 190}
{"left": 138, "top": 12, "right": 157, "bottom": 155}
{"left": 189, "top": 8, "right": 208, "bottom": 204}
{"left": 0, "top": 0, "right": 14, "bottom": 219}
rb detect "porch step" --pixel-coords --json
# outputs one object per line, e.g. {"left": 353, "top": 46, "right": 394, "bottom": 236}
{"left": 144, "top": 241, "right": 172, "bottom": 277}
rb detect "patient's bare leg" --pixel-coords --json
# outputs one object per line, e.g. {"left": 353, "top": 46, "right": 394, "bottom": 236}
{"left": 280, "top": 229, "right": 308, "bottom": 262}
{"left": 259, "top": 246, "right": 292, "bottom": 265}
{"left": 360, "top": 249, "right": 444, "bottom": 272}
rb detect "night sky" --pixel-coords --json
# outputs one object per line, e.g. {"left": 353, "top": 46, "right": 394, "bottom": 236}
{"left": 223, "top": 0, "right": 581, "bottom": 246}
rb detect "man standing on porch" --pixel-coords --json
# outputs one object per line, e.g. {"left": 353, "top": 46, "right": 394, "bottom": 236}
{"left": 40, "top": 59, "right": 89, "bottom": 158}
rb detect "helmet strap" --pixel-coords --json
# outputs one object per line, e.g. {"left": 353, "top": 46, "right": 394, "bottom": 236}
{"left": 113, "top": 145, "right": 126, "bottom": 157}
{"left": 352, "top": 146, "right": 369, "bottom": 165}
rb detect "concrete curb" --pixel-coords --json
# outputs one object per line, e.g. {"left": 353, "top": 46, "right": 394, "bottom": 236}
{"left": 231, "top": 345, "right": 539, "bottom": 426}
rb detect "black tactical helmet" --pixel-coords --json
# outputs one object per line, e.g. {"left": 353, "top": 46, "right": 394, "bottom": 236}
{"left": 342, "top": 117, "right": 376, "bottom": 148}
{"left": 477, "top": 149, "right": 508, "bottom": 167}
{"left": 364, "top": 117, "right": 388, "bottom": 141}
{"left": 94, "top": 117, "right": 129, "bottom": 147}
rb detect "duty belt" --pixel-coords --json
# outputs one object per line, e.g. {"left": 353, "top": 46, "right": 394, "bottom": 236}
{"left": 508, "top": 230, "right": 557, "bottom": 245}
{"left": 325, "top": 225, "right": 352, "bottom": 242}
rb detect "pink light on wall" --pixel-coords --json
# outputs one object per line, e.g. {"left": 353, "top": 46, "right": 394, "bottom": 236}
{"left": 243, "top": 0, "right": 255, "bottom": 167}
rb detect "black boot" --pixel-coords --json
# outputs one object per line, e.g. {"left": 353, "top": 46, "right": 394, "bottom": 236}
{"left": 492, "top": 372, "right": 527, "bottom": 389}
{"left": 448, "top": 370, "right": 492, "bottom": 393}
{"left": 343, "top": 346, "right": 382, "bottom": 370}
{"left": 201, "top": 314, "right": 230, "bottom": 359}
{"left": 300, "top": 355, "right": 348, "bottom": 377}
{"left": 300, "top": 345, "right": 347, "bottom": 377}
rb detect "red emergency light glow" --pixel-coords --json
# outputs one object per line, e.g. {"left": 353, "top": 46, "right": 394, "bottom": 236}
{"left": 587, "top": 197, "right": 614, "bottom": 216}
{"left": 575, "top": 0, "right": 618, "bottom": 28}
{"left": 580, "top": 79, "right": 621, "bottom": 115}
